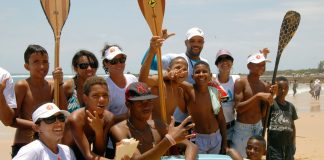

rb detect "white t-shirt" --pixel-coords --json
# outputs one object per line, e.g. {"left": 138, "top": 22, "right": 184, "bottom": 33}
{"left": 106, "top": 74, "right": 137, "bottom": 115}
{"left": 213, "top": 74, "right": 240, "bottom": 122}
{"left": 13, "top": 140, "right": 76, "bottom": 160}
{"left": 0, "top": 67, "right": 17, "bottom": 108}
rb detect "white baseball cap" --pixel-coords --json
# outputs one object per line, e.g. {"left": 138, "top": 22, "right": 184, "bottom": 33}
{"left": 32, "top": 103, "right": 70, "bottom": 123}
{"left": 247, "top": 53, "right": 271, "bottom": 64}
{"left": 186, "top": 27, "right": 204, "bottom": 40}
{"left": 104, "top": 46, "right": 126, "bottom": 60}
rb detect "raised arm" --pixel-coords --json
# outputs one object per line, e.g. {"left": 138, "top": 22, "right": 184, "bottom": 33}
{"left": 0, "top": 78, "right": 15, "bottom": 126}
{"left": 52, "top": 67, "right": 68, "bottom": 110}
{"left": 139, "top": 36, "right": 165, "bottom": 87}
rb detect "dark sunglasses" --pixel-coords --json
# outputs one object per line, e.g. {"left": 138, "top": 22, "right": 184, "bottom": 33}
{"left": 108, "top": 57, "right": 127, "bottom": 65}
{"left": 40, "top": 114, "right": 66, "bottom": 124}
{"left": 215, "top": 56, "right": 233, "bottom": 65}
{"left": 78, "top": 62, "right": 98, "bottom": 69}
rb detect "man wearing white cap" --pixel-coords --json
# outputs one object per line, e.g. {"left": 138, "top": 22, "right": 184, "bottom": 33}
{"left": 232, "top": 49, "right": 275, "bottom": 157}
{"left": 141, "top": 27, "right": 208, "bottom": 125}
{"left": 0, "top": 67, "right": 16, "bottom": 126}
{"left": 13, "top": 102, "right": 76, "bottom": 160}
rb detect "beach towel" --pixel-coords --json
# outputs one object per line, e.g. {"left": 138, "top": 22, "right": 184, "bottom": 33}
{"left": 208, "top": 86, "right": 221, "bottom": 115}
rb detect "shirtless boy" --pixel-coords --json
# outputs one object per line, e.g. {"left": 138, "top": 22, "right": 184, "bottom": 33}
{"left": 11, "top": 44, "right": 67, "bottom": 157}
{"left": 63, "top": 76, "right": 115, "bottom": 160}
{"left": 110, "top": 82, "right": 197, "bottom": 160}
{"left": 180, "top": 61, "right": 227, "bottom": 154}
{"left": 139, "top": 36, "right": 188, "bottom": 124}
{"left": 232, "top": 49, "right": 274, "bottom": 157}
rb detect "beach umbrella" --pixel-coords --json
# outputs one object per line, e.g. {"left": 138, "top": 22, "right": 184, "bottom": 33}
{"left": 138, "top": 0, "right": 167, "bottom": 123}
{"left": 40, "top": 0, "right": 70, "bottom": 105}
{"left": 263, "top": 10, "right": 301, "bottom": 137}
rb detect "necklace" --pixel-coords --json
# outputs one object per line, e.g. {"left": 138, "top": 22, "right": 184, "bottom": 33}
{"left": 127, "top": 119, "right": 156, "bottom": 148}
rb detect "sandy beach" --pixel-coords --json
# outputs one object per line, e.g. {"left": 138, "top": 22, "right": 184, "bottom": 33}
{"left": 0, "top": 91, "right": 323, "bottom": 159}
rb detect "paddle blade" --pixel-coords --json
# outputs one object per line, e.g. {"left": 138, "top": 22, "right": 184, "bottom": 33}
{"left": 138, "top": 0, "right": 165, "bottom": 36}
{"left": 277, "top": 10, "right": 301, "bottom": 55}
{"left": 40, "top": 0, "right": 70, "bottom": 37}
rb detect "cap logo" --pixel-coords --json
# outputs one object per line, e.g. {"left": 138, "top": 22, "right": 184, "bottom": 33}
{"left": 46, "top": 105, "right": 53, "bottom": 110}
{"left": 109, "top": 48, "right": 116, "bottom": 53}
{"left": 256, "top": 55, "right": 261, "bottom": 59}
{"left": 136, "top": 84, "right": 147, "bottom": 94}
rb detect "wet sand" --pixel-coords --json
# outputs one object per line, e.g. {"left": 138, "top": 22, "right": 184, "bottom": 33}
{"left": 0, "top": 91, "right": 322, "bottom": 159}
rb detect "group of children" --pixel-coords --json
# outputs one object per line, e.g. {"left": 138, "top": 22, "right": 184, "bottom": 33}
{"left": 0, "top": 27, "right": 298, "bottom": 160}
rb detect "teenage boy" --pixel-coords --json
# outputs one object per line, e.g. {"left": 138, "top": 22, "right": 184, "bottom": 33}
{"left": 63, "top": 76, "right": 115, "bottom": 160}
{"left": 179, "top": 61, "right": 227, "bottom": 154}
{"left": 267, "top": 76, "right": 298, "bottom": 160}
{"left": 110, "top": 82, "right": 197, "bottom": 160}
{"left": 11, "top": 44, "right": 67, "bottom": 157}
{"left": 232, "top": 49, "right": 275, "bottom": 157}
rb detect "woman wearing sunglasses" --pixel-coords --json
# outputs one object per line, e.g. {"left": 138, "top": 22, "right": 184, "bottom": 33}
{"left": 13, "top": 103, "right": 76, "bottom": 160}
{"left": 63, "top": 50, "right": 99, "bottom": 113}
{"left": 101, "top": 44, "right": 137, "bottom": 158}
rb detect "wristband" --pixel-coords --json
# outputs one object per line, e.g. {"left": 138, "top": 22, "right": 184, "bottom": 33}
{"left": 165, "top": 134, "right": 176, "bottom": 146}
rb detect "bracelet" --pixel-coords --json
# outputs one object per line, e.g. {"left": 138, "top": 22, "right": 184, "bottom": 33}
{"left": 165, "top": 134, "right": 176, "bottom": 146}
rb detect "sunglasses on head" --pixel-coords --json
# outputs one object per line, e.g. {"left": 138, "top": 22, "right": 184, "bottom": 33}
{"left": 78, "top": 62, "right": 98, "bottom": 69}
{"left": 108, "top": 57, "right": 127, "bottom": 65}
{"left": 40, "top": 114, "right": 66, "bottom": 124}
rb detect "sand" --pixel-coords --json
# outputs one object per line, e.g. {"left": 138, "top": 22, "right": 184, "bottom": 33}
{"left": 1, "top": 91, "right": 323, "bottom": 159}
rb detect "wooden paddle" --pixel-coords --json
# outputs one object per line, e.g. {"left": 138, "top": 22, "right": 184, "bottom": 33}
{"left": 263, "top": 10, "right": 301, "bottom": 137}
{"left": 138, "top": 0, "right": 167, "bottom": 122}
{"left": 40, "top": 0, "right": 70, "bottom": 105}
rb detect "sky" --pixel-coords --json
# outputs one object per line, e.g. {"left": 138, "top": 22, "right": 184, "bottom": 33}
{"left": 0, "top": 0, "right": 323, "bottom": 75}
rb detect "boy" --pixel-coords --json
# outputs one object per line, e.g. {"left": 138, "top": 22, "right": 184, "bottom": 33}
{"left": 63, "top": 76, "right": 115, "bottom": 160}
{"left": 11, "top": 44, "right": 67, "bottom": 157}
{"left": 180, "top": 61, "right": 227, "bottom": 154}
{"left": 246, "top": 136, "right": 267, "bottom": 160}
{"left": 267, "top": 76, "right": 298, "bottom": 160}
{"left": 232, "top": 49, "right": 274, "bottom": 157}
{"left": 110, "top": 82, "right": 197, "bottom": 160}
{"left": 139, "top": 36, "right": 188, "bottom": 124}
{"left": 0, "top": 67, "right": 16, "bottom": 126}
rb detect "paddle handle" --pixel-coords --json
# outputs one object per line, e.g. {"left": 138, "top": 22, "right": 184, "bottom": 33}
{"left": 54, "top": 36, "right": 60, "bottom": 105}
{"left": 156, "top": 48, "right": 167, "bottom": 122}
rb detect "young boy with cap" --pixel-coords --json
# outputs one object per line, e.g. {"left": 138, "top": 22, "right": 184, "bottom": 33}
{"left": 13, "top": 102, "right": 76, "bottom": 160}
{"left": 0, "top": 67, "right": 16, "bottom": 126}
{"left": 110, "top": 82, "right": 197, "bottom": 160}
{"left": 232, "top": 48, "right": 275, "bottom": 157}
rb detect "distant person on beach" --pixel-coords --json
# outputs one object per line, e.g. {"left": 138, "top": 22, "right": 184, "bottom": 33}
{"left": 101, "top": 44, "right": 137, "bottom": 158}
{"left": 179, "top": 61, "right": 227, "bottom": 154}
{"left": 63, "top": 50, "right": 98, "bottom": 113}
{"left": 314, "top": 79, "right": 321, "bottom": 100}
{"left": 13, "top": 103, "right": 76, "bottom": 160}
{"left": 62, "top": 76, "right": 115, "bottom": 160}
{"left": 10, "top": 44, "right": 67, "bottom": 158}
{"left": 267, "top": 76, "right": 298, "bottom": 160}
{"left": 212, "top": 49, "right": 240, "bottom": 146}
{"left": 0, "top": 67, "right": 16, "bottom": 126}
{"left": 110, "top": 82, "right": 197, "bottom": 159}
{"left": 309, "top": 79, "right": 315, "bottom": 98}
{"left": 142, "top": 27, "right": 208, "bottom": 125}
{"left": 292, "top": 79, "right": 298, "bottom": 96}
{"left": 232, "top": 49, "right": 275, "bottom": 157}
{"left": 139, "top": 35, "right": 188, "bottom": 124}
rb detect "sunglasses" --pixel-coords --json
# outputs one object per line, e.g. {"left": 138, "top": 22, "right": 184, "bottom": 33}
{"left": 78, "top": 62, "right": 98, "bottom": 69}
{"left": 108, "top": 57, "right": 127, "bottom": 65}
{"left": 40, "top": 114, "right": 66, "bottom": 124}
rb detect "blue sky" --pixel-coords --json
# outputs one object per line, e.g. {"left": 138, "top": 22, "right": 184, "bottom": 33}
{"left": 1, "top": 0, "right": 323, "bottom": 75}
